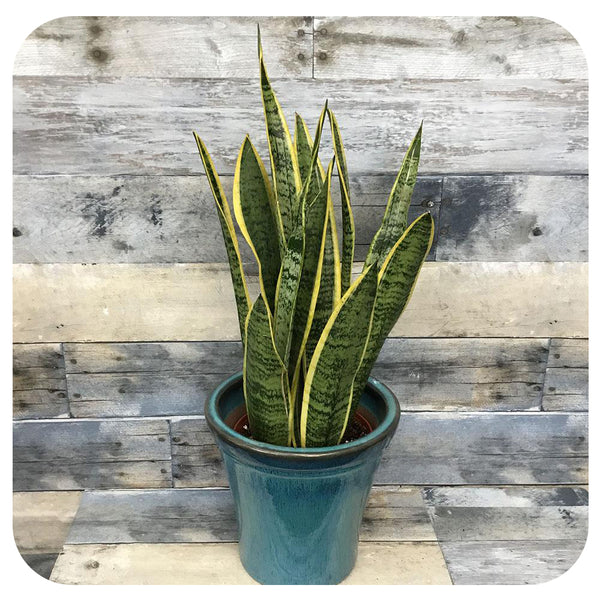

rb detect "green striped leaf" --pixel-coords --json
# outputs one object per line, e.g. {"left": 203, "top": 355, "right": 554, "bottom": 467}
{"left": 274, "top": 222, "right": 305, "bottom": 367}
{"left": 233, "top": 136, "right": 283, "bottom": 312}
{"left": 328, "top": 109, "right": 355, "bottom": 294}
{"left": 364, "top": 123, "right": 422, "bottom": 269}
{"left": 294, "top": 113, "right": 325, "bottom": 202}
{"left": 300, "top": 266, "right": 379, "bottom": 448}
{"left": 288, "top": 161, "right": 333, "bottom": 443}
{"left": 243, "top": 294, "right": 289, "bottom": 446}
{"left": 193, "top": 133, "right": 251, "bottom": 344}
{"left": 352, "top": 212, "right": 434, "bottom": 414}
{"left": 258, "top": 29, "right": 301, "bottom": 241}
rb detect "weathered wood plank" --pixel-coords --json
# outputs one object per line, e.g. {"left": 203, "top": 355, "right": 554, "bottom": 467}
{"left": 12, "top": 175, "right": 440, "bottom": 264}
{"left": 15, "top": 17, "right": 313, "bottom": 78}
{"left": 13, "top": 491, "right": 82, "bottom": 553}
{"left": 437, "top": 176, "right": 588, "bottom": 261}
{"left": 313, "top": 16, "right": 587, "bottom": 80}
{"left": 51, "top": 542, "right": 452, "bottom": 584}
{"left": 171, "top": 413, "right": 587, "bottom": 487}
{"left": 170, "top": 418, "right": 227, "bottom": 488}
{"left": 543, "top": 339, "right": 588, "bottom": 411}
{"left": 371, "top": 338, "right": 549, "bottom": 411}
{"left": 13, "top": 343, "right": 68, "bottom": 419}
{"left": 20, "top": 553, "right": 59, "bottom": 580}
{"left": 50, "top": 338, "right": 549, "bottom": 417}
{"left": 423, "top": 486, "right": 588, "bottom": 541}
{"left": 13, "top": 77, "right": 587, "bottom": 176}
{"left": 378, "top": 413, "right": 588, "bottom": 485}
{"left": 13, "top": 262, "right": 588, "bottom": 342}
{"left": 440, "top": 540, "right": 586, "bottom": 584}
{"left": 65, "top": 486, "right": 436, "bottom": 544}
{"left": 13, "top": 419, "right": 172, "bottom": 491}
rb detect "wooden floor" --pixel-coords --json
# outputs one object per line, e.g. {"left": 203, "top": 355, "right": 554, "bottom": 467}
{"left": 13, "top": 485, "right": 587, "bottom": 584}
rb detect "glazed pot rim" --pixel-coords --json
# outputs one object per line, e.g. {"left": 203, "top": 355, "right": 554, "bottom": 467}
{"left": 205, "top": 371, "right": 401, "bottom": 461}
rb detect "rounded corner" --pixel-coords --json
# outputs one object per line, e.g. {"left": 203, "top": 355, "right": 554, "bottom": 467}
{"left": 532, "top": 15, "right": 588, "bottom": 78}
{"left": 13, "top": 546, "right": 61, "bottom": 584}
{"left": 536, "top": 531, "right": 589, "bottom": 586}
{"left": 13, "top": 15, "right": 75, "bottom": 75}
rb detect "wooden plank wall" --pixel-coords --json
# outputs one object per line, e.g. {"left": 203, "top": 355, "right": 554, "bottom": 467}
{"left": 14, "top": 17, "right": 587, "bottom": 496}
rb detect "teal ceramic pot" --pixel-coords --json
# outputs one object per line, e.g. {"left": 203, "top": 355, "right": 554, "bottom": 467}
{"left": 205, "top": 371, "right": 400, "bottom": 585}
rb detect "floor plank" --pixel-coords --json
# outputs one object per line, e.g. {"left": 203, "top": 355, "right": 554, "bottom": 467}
{"left": 51, "top": 542, "right": 452, "bottom": 585}
{"left": 20, "top": 553, "right": 59, "bottom": 580}
{"left": 13, "top": 491, "right": 82, "bottom": 553}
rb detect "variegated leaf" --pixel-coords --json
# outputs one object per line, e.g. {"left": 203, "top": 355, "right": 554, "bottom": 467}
{"left": 243, "top": 294, "right": 289, "bottom": 445}
{"left": 328, "top": 109, "right": 355, "bottom": 294}
{"left": 300, "top": 266, "right": 379, "bottom": 448}
{"left": 274, "top": 223, "right": 305, "bottom": 367}
{"left": 294, "top": 113, "right": 325, "bottom": 202}
{"left": 193, "top": 132, "right": 251, "bottom": 344}
{"left": 364, "top": 123, "right": 423, "bottom": 269}
{"left": 233, "top": 136, "right": 283, "bottom": 312}
{"left": 258, "top": 29, "right": 301, "bottom": 241}
{"left": 352, "top": 212, "right": 434, "bottom": 415}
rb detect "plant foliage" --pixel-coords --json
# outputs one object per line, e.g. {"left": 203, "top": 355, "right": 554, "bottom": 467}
{"left": 194, "top": 28, "right": 434, "bottom": 448}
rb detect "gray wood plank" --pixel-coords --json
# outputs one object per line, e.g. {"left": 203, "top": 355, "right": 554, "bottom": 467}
{"left": 423, "top": 486, "right": 588, "bottom": 541}
{"left": 378, "top": 412, "right": 588, "bottom": 485}
{"left": 13, "top": 419, "right": 172, "bottom": 491}
{"left": 371, "top": 338, "right": 549, "bottom": 412}
{"left": 13, "top": 262, "right": 588, "bottom": 342}
{"left": 437, "top": 175, "right": 588, "bottom": 261}
{"left": 66, "top": 486, "right": 435, "bottom": 544}
{"left": 13, "top": 344, "right": 68, "bottom": 419}
{"left": 20, "top": 553, "right": 59, "bottom": 580}
{"left": 543, "top": 339, "right": 588, "bottom": 411}
{"left": 54, "top": 338, "right": 549, "bottom": 417}
{"left": 13, "top": 77, "right": 587, "bottom": 176}
{"left": 15, "top": 17, "right": 313, "bottom": 78}
{"left": 440, "top": 540, "right": 586, "bottom": 584}
{"left": 313, "top": 16, "right": 587, "bottom": 80}
{"left": 171, "top": 413, "right": 587, "bottom": 487}
{"left": 12, "top": 175, "right": 440, "bottom": 264}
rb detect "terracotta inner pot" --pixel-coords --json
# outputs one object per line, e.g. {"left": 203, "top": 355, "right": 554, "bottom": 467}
{"left": 226, "top": 404, "right": 376, "bottom": 445}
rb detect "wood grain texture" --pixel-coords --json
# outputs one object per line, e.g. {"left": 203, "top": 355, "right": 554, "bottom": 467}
{"left": 13, "top": 343, "right": 68, "bottom": 419}
{"left": 313, "top": 16, "right": 587, "bottom": 80}
{"left": 543, "top": 339, "right": 588, "bottom": 411}
{"left": 12, "top": 175, "right": 439, "bottom": 264}
{"left": 15, "top": 17, "right": 313, "bottom": 78}
{"left": 170, "top": 412, "right": 587, "bottom": 488}
{"left": 65, "top": 486, "right": 436, "bottom": 544}
{"left": 436, "top": 176, "right": 588, "bottom": 262}
{"left": 423, "top": 486, "right": 588, "bottom": 541}
{"left": 50, "top": 541, "right": 452, "bottom": 585}
{"left": 23, "top": 338, "right": 550, "bottom": 417}
{"left": 170, "top": 417, "right": 227, "bottom": 488}
{"left": 440, "top": 540, "right": 586, "bottom": 584}
{"left": 371, "top": 337, "right": 549, "bottom": 411}
{"left": 13, "top": 419, "right": 172, "bottom": 491}
{"left": 13, "top": 262, "right": 588, "bottom": 342}
{"left": 13, "top": 77, "right": 587, "bottom": 176}
{"left": 13, "top": 491, "right": 82, "bottom": 553}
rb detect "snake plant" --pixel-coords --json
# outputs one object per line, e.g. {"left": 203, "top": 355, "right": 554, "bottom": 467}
{"left": 194, "top": 30, "right": 434, "bottom": 448}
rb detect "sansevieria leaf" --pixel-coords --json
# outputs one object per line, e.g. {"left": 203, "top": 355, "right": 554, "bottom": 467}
{"left": 193, "top": 133, "right": 251, "bottom": 344}
{"left": 243, "top": 294, "right": 289, "bottom": 446}
{"left": 274, "top": 223, "right": 305, "bottom": 367}
{"left": 233, "top": 136, "right": 283, "bottom": 312}
{"left": 352, "top": 212, "right": 434, "bottom": 415}
{"left": 328, "top": 109, "right": 355, "bottom": 294}
{"left": 300, "top": 265, "right": 378, "bottom": 448}
{"left": 295, "top": 113, "right": 325, "bottom": 202}
{"left": 258, "top": 28, "right": 301, "bottom": 241}
{"left": 364, "top": 123, "right": 422, "bottom": 269}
